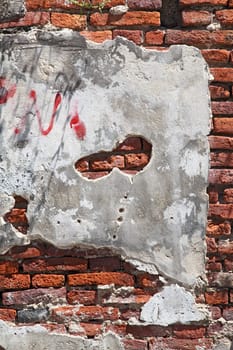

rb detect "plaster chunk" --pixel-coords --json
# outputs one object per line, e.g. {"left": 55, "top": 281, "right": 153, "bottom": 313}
{"left": 0, "top": 29, "right": 211, "bottom": 286}
{"left": 140, "top": 284, "right": 209, "bottom": 325}
{"left": 0, "top": 0, "right": 25, "bottom": 23}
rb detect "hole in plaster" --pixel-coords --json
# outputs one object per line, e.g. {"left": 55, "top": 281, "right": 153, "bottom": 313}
{"left": 4, "top": 195, "right": 29, "bottom": 234}
{"left": 119, "top": 208, "right": 125, "bottom": 213}
{"left": 112, "top": 234, "right": 117, "bottom": 240}
{"left": 117, "top": 216, "right": 123, "bottom": 222}
{"left": 75, "top": 136, "right": 152, "bottom": 180}
{"left": 77, "top": 219, "right": 81, "bottom": 224}
{"left": 57, "top": 221, "right": 60, "bottom": 224}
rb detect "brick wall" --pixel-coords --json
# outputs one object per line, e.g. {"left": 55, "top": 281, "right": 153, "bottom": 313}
{"left": 1, "top": 0, "right": 233, "bottom": 348}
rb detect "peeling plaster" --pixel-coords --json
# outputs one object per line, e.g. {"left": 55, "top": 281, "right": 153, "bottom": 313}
{"left": 0, "top": 29, "right": 211, "bottom": 286}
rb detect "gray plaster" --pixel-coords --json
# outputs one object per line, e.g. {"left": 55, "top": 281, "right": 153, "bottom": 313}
{"left": 0, "top": 0, "right": 25, "bottom": 23}
{"left": 0, "top": 29, "right": 211, "bottom": 286}
{"left": 0, "top": 321, "right": 123, "bottom": 350}
{"left": 140, "top": 284, "right": 209, "bottom": 325}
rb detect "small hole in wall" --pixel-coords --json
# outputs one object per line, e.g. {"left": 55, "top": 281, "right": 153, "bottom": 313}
{"left": 57, "top": 221, "right": 60, "bottom": 224}
{"left": 77, "top": 219, "right": 81, "bottom": 224}
{"left": 4, "top": 195, "right": 29, "bottom": 234}
{"left": 117, "top": 216, "right": 123, "bottom": 222}
{"left": 75, "top": 136, "right": 152, "bottom": 180}
{"left": 119, "top": 208, "right": 124, "bottom": 213}
{"left": 112, "top": 234, "right": 117, "bottom": 240}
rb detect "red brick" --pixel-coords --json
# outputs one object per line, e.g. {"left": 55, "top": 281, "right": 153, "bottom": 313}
{"left": 113, "top": 30, "right": 143, "bottom": 45}
{"left": 51, "top": 13, "right": 86, "bottom": 30}
{"left": 206, "top": 260, "right": 222, "bottom": 271}
{"left": 209, "top": 169, "right": 233, "bottom": 184}
{"left": 216, "top": 10, "right": 233, "bottom": 27}
{"left": 173, "top": 326, "right": 206, "bottom": 339}
{"left": 145, "top": 30, "right": 164, "bottom": 45}
{"left": 202, "top": 49, "right": 230, "bottom": 64}
{"left": 26, "top": 0, "right": 77, "bottom": 10}
{"left": 208, "top": 189, "right": 218, "bottom": 204}
{"left": 10, "top": 246, "right": 41, "bottom": 259}
{"left": 0, "top": 261, "right": 18, "bottom": 275}
{"left": 4, "top": 209, "right": 27, "bottom": 224}
{"left": 128, "top": 0, "right": 162, "bottom": 9}
{"left": 213, "top": 118, "right": 233, "bottom": 135}
{"left": 209, "top": 204, "right": 233, "bottom": 219}
{"left": 80, "top": 31, "right": 112, "bottom": 43}
{"left": 218, "top": 241, "right": 233, "bottom": 255}
{"left": 149, "top": 338, "right": 213, "bottom": 350}
{"left": 211, "top": 152, "right": 233, "bottom": 167}
{"left": 76, "top": 159, "right": 89, "bottom": 172}
{"left": 2, "top": 287, "right": 66, "bottom": 306}
{"left": 89, "top": 256, "right": 121, "bottom": 271}
{"left": 91, "top": 155, "right": 125, "bottom": 170}
{"left": 121, "top": 309, "right": 140, "bottom": 320}
{"left": 51, "top": 305, "right": 119, "bottom": 323}
{"left": 137, "top": 273, "right": 159, "bottom": 290}
{"left": 23, "top": 257, "right": 87, "bottom": 272}
{"left": 0, "top": 274, "right": 30, "bottom": 291}
{"left": 209, "top": 136, "right": 233, "bottom": 150}
{"left": 211, "top": 68, "right": 233, "bottom": 82}
{"left": 180, "top": 0, "right": 227, "bottom": 5}
{"left": 0, "top": 12, "right": 49, "bottom": 28}
{"left": 165, "top": 30, "right": 233, "bottom": 48}
{"left": 41, "top": 323, "right": 67, "bottom": 334}
{"left": 205, "top": 290, "right": 228, "bottom": 304}
{"left": 103, "top": 323, "right": 127, "bottom": 336}
{"left": 223, "top": 188, "right": 233, "bottom": 203}
{"left": 67, "top": 290, "right": 96, "bottom": 305}
{"left": 206, "top": 237, "right": 218, "bottom": 253}
{"left": 208, "top": 272, "right": 233, "bottom": 287}
{"left": 230, "top": 290, "right": 233, "bottom": 302}
{"left": 79, "top": 323, "right": 102, "bottom": 337}
{"left": 0, "top": 308, "right": 16, "bottom": 322}
{"left": 32, "top": 274, "right": 65, "bottom": 288}
{"left": 122, "top": 338, "right": 148, "bottom": 350}
{"left": 90, "top": 11, "right": 160, "bottom": 27}
{"left": 126, "top": 325, "right": 172, "bottom": 338}
{"left": 182, "top": 11, "right": 211, "bottom": 27}
{"left": 224, "top": 258, "right": 233, "bottom": 271}
{"left": 223, "top": 307, "right": 233, "bottom": 320}
{"left": 68, "top": 272, "right": 134, "bottom": 286}
{"left": 209, "top": 86, "right": 230, "bottom": 100}
{"left": 125, "top": 153, "right": 150, "bottom": 169}
{"left": 81, "top": 171, "right": 109, "bottom": 179}
{"left": 212, "top": 102, "right": 233, "bottom": 115}
{"left": 210, "top": 306, "right": 222, "bottom": 319}
{"left": 116, "top": 137, "right": 142, "bottom": 151}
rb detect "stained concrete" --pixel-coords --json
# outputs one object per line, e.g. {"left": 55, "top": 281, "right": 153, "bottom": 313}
{"left": 0, "top": 29, "right": 211, "bottom": 287}
{"left": 0, "top": 0, "right": 25, "bottom": 23}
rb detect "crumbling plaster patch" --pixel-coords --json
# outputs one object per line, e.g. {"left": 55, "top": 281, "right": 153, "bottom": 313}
{"left": 0, "top": 29, "right": 211, "bottom": 287}
{"left": 0, "top": 0, "right": 25, "bottom": 23}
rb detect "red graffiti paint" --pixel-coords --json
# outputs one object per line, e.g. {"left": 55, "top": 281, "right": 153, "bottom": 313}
{"left": 14, "top": 90, "right": 62, "bottom": 136}
{"left": 0, "top": 78, "right": 16, "bottom": 104}
{"left": 70, "top": 112, "right": 86, "bottom": 140}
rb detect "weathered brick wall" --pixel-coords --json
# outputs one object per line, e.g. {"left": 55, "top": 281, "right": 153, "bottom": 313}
{"left": 0, "top": 0, "right": 233, "bottom": 349}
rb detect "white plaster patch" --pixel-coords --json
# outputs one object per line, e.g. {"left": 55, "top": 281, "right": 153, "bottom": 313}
{"left": 140, "top": 284, "right": 209, "bottom": 326}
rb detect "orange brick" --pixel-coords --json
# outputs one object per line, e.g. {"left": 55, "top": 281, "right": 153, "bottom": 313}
{"left": 202, "top": 49, "right": 230, "bottom": 64}
{"left": 212, "top": 102, "right": 233, "bottom": 115}
{"left": 209, "top": 204, "right": 233, "bottom": 219}
{"left": 11, "top": 247, "right": 41, "bottom": 259}
{"left": 224, "top": 188, "right": 233, "bottom": 203}
{"left": 0, "top": 261, "right": 18, "bottom": 275}
{"left": 182, "top": 10, "right": 211, "bottom": 27}
{"left": 90, "top": 11, "right": 160, "bottom": 27}
{"left": 218, "top": 241, "right": 233, "bottom": 255}
{"left": 211, "top": 68, "right": 233, "bottom": 82}
{"left": 91, "top": 155, "right": 125, "bottom": 170}
{"left": 209, "top": 136, "right": 233, "bottom": 150}
{"left": 125, "top": 153, "right": 150, "bottom": 169}
{"left": 216, "top": 10, "right": 233, "bottom": 26}
{"left": 80, "top": 31, "right": 112, "bottom": 43}
{"left": 145, "top": 30, "right": 164, "bottom": 45}
{"left": 205, "top": 290, "right": 228, "bottom": 304}
{"left": 76, "top": 159, "right": 89, "bottom": 172}
{"left": 206, "top": 237, "right": 218, "bottom": 253}
{"left": 0, "top": 308, "right": 16, "bottom": 322}
{"left": 211, "top": 152, "right": 233, "bottom": 167}
{"left": 206, "top": 220, "right": 231, "bottom": 237}
{"left": 113, "top": 30, "right": 143, "bottom": 44}
{"left": 0, "top": 12, "right": 49, "bottom": 29}
{"left": 68, "top": 272, "right": 134, "bottom": 286}
{"left": 213, "top": 118, "right": 233, "bottom": 135}
{"left": 23, "top": 257, "right": 87, "bottom": 272}
{"left": 0, "top": 274, "right": 30, "bottom": 291}
{"left": 209, "top": 169, "right": 233, "bottom": 184}
{"left": 51, "top": 13, "right": 86, "bottom": 30}
{"left": 32, "top": 274, "right": 64, "bottom": 288}
{"left": 173, "top": 326, "right": 206, "bottom": 339}
{"left": 67, "top": 290, "right": 96, "bottom": 305}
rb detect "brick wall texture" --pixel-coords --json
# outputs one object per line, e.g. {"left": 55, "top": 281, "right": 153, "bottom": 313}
{"left": 1, "top": 0, "right": 233, "bottom": 348}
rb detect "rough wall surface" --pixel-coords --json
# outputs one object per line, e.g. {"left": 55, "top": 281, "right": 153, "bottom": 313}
{"left": 0, "top": 0, "right": 232, "bottom": 349}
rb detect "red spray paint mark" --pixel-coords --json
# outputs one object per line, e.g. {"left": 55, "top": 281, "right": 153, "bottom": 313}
{"left": 70, "top": 112, "right": 86, "bottom": 140}
{"left": 0, "top": 78, "right": 16, "bottom": 105}
{"left": 14, "top": 90, "right": 62, "bottom": 136}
